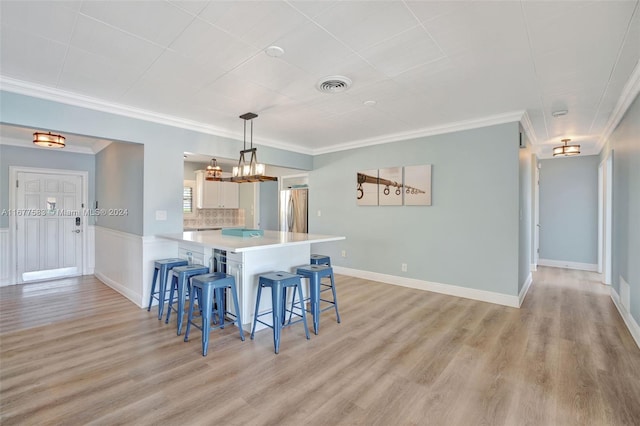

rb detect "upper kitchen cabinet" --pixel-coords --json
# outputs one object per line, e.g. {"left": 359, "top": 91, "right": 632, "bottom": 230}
{"left": 195, "top": 170, "right": 239, "bottom": 209}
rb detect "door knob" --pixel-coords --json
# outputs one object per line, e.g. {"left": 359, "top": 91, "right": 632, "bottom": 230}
{"left": 72, "top": 229, "right": 81, "bottom": 233}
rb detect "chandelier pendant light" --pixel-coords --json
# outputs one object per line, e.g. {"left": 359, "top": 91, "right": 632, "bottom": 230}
{"left": 553, "top": 138, "right": 580, "bottom": 157}
{"left": 205, "top": 158, "right": 222, "bottom": 181}
{"left": 229, "top": 113, "right": 277, "bottom": 183}
{"left": 33, "top": 131, "right": 65, "bottom": 148}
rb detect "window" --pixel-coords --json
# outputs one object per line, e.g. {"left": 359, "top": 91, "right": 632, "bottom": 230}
{"left": 183, "top": 186, "right": 193, "bottom": 213}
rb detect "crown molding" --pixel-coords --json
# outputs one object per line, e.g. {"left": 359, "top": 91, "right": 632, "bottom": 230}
{"left": 519, "top": 110, "right": 538, "bottom": 146}
{"left": 1, "top": 76, "right": 536, "bottom": 158}
{"left": 311, "top": 110, "right": 526, "bottom": 155}
{"left": 597, "top": 60, "right": 640, "bottom": 153}
{"left": 0, "top": 76, "right": 313, "bottom": 155}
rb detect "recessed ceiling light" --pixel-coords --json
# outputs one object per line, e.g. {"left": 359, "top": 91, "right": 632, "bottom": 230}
{"left": 552, "top": 110, "right": 568, "bottom": 117}
{"left": 363, "top": 100, "right": 376, "bottom": 106}
{"left": 265, "top": 45, "right": 285, "bottom": 58}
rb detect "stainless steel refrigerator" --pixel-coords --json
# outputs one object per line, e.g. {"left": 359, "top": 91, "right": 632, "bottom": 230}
{"left": 279, "top": 188, "right": 308, "bottom": 233}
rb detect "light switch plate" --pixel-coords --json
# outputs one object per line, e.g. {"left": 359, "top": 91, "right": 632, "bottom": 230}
{"left": 155, "top": 210, "right": 167, "bottom": 221}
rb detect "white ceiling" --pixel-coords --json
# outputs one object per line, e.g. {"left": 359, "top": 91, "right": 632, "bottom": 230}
{"left": 0, "top": 1, "right": 638, "bottom": 158}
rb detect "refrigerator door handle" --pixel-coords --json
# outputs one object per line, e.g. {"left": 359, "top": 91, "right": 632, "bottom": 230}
{"left": 288, "top": 197, "right": 294, "bottom": 231}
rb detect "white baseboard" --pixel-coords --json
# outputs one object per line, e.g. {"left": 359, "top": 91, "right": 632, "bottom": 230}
{"left": 530, "top": 263, "right": 537, "bottom": 272}
{"left": 538, "top": 258, "right": 598, "bottom": 272}
{"left": 333, "top": 266, "right": 520, "bottom": 308}
{"left": 94, "top": 271, "right": 140, "bottom": 306}
{"left": 610, "top": 287, "right": 640, "bottom": 349}
{"left": 519, "top": 273, "right": 533, "bottom": 307}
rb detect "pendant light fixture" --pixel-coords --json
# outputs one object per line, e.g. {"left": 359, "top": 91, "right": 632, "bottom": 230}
{"left": 33, "top": 131, "right": 65, "bottom": 148}
{"left": 205, "top": 158, "right": 222, "bottom": 181}
{"left": 553, "top": 138, "right": 580, "bottom": 157}
{"left": 229, "top": 113, "right": 277, "bottom": 183}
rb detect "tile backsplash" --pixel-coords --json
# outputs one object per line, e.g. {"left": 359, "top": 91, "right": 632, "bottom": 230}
{"left": 184, "top": 209, "right": 245, "bottom": 229}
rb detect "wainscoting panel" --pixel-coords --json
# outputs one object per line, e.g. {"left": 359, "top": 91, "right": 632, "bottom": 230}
{"left": 141, "top": 235, "right": 179, "bottom": 310}
{"left": 94, "top": 226, "right": 144, "bottom": 306}
{"left": 94, "top": 227, "right": 180, "bottom": 308}
{"left": 86, "top": 225, "right": 95, "bottom": 276}
{"left": 0, "top": 228, "right": 9, "bottom": 286}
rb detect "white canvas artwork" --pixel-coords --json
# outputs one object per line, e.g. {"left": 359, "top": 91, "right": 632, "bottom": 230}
{"left": 356, "top": 169, "right": 378, "bottom": 205}
{"left": 403, "top": 165, "right": 432, "bottom": 206}
{"left": 378, "top": 167, "right": 403, "bottom": 206}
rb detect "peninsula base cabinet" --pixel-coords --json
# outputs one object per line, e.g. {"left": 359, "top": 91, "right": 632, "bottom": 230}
{"left": 195, "top": 171, "right": 239, "bottom": 209}
{"left": 177, "top": 244, "right": 310, "bottom": 332}
{"left": 166, "top": 230, "right": 345, "bottom": 333}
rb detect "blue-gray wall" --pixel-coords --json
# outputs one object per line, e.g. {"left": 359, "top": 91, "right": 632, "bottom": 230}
{"left": 183, "top": 161, "right": 208, "bottom": 181}
{"left": 539, "top": 155, "right": 599, "bottom": 265}
{"left": 259, "top": 181, "right": 279, "bottom": 230}
{"left": 0, "top": 144, "right": 96, "bottom": 228}
{"left": 1, "top": 91, "right": 312, "bottom": 236}
{"left": 95, "top": 142, "right": 144, "bottom": 235}
{"left": 310, "top": 122, "right": 521, "bottom": 296}
{"left": 601, "top": 93, "right": 640, "bottom": 327}
{"left": 518, "top": 129, "right": 532, "bottom": 292}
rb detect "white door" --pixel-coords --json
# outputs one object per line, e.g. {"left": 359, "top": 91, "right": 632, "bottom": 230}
{"left": 16, "top": 172, "right": 83, "bottom": 282}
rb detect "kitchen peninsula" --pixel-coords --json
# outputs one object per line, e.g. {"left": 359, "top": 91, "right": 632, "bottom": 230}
{"left": 159, "top": 230, "right": 345, "bottom": 330}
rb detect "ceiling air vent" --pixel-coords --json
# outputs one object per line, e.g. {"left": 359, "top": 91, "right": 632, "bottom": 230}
{"left": 316, "top": 75, "right": 352, "bottom": 93}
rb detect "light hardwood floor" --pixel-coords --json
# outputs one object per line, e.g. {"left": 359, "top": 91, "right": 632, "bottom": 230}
{"left": 1, "top": 267, "right": 639, "bottom": 425}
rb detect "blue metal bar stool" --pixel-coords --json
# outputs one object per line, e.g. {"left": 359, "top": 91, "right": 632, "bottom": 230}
{"left": 147, "top": 258, "right": 188, "bottom": 320}
{"left": 250, "top": 271, "right": 310, "bottom": 354}
{"left": 310, "top": 254, "right": 331, "bottom": 266}
{"left": 293, "top": 264, "right": 341, "bottom": 335}
{"left": 184, "top": 272, "right": 244, "bottom": 356}
{"left": 165, "top": 264, "right": 210, "bottom": 335}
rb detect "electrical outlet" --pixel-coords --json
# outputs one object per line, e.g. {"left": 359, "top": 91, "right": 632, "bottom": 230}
{"left": 341, "top": 250, "right": 346, "bottom": 258}
{"left": 317, "top": 210, "right": 322, "bottom": 217}
{"left": 401, "top": 263, "right": 407, "bottom": 272}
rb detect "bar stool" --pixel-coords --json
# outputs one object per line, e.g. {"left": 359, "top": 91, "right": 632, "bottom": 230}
{"left": 250, "top": 271, "right": 310, "bottom": 354}
{"left": 147, "top": 258, "right": 188, "bottom": 320}
{"left": 165, "top": 264, "right": 210, "bottom": 335}
{"left": 293, "top": 264, "right": 341, "bottom": 335}
{"left": 310, "top": 254, "right": 331, "bottom": 266}
{"left": 184, "top": 273, "right": 244, "bottom": 356}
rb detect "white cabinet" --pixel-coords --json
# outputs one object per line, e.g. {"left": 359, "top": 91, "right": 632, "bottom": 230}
{"left": 178, "top": 244, "right": 209, "bottom": 268}
{"left": 220, "top": 181, "right": 239, "bottom": 208}
{"left": 195, "top": 171, "right": 239, "bottom": 209}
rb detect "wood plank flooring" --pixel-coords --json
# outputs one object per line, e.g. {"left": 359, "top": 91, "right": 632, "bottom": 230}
{"left": 1, "top": 267, "right": 639, "bottom": 425}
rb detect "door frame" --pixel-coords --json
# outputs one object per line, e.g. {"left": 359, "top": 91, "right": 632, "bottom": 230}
{"left": 8, "top": 166, "right": 89, "bottom": 285}
{"left": 598, "top": 152, "right": 613, "bottom": 285}
{"left": 533, "top": 161, "right": 540, "bottom": 270}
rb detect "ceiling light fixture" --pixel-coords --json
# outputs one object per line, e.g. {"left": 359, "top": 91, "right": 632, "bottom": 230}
{"left": 205, "top": 158, "right": 222, "bottom": 181}
{"left": 553, "top": 138, "right": 580, "bottom": 157}
{"left": 552, "top": 110, "right": 568, "bottom": 117}
{"left": 229, "top": 113, "right": 277, "bottom": 183}
{"left": 33, "top": 131, "right": 65, "bottom": 148}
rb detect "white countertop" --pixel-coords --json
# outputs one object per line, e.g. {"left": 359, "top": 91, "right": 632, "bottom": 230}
{"left": 160, "top": 229, "right": 345, "bottom": 253}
